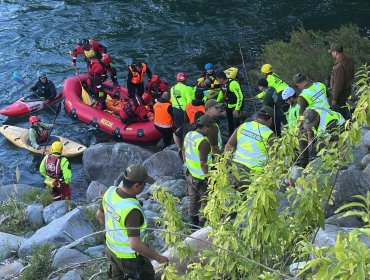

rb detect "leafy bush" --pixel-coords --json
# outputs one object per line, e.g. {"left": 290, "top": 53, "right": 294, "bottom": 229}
{"left": 19, "top": 243, "right": 53, "bottom": 280}
{"left": 21, "top": 188, "right": 53, "bottom": 206}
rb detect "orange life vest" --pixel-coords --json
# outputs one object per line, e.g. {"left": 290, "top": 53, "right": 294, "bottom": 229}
{"left": 129, "top": 63, "right": 147, "bottom": 84}
{"left": 185, "top": 103, "right": 205, "bottom": 123}
{"left": 153, "top": 102, "right": 173, "bottom": 128}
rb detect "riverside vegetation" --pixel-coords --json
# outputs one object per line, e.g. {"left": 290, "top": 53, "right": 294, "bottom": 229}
{"left": 0, "top": 24, "right": 369, "bottom": 279}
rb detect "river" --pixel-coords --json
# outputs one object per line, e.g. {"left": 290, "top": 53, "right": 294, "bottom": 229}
{"left": 0, "top": 0, "right": 369, "bottom": 198}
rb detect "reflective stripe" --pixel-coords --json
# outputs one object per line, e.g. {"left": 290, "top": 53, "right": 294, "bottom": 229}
{"left": 214, "top": 122, "right": 223, "bottom": 149}
{"left": 300, "top": 82, "right": 330, "bottom": 109}
{"left": 233, "top": 121, "right": 273, "bottom": 172}
{"left": 266, "top": 73, "right": 288, "bottom": 93}
{"left": 311, "top": 107, "right": 344, "bottom": 136}
{"left": 102, "top": 186, "right": 147, "bottom": 258}
{"left": 184, "top": 131, "right": 211, "bottom": 179}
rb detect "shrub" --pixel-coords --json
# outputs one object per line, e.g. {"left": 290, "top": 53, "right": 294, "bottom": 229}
{"left": 19, "top": 243, "right": 53, "bottom": 280}
{"left": 21, "top": 188, "right": 53, "bottom": 206}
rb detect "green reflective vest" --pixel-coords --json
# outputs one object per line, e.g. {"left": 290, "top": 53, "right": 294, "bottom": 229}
{"left": 233, "top": 121, "right": 273, "bottom": 172}
{"left": 300, "top": 82, "right": 330, "bottom": 109}
{"left": 102, "top": 186, "right": 147, "bottom": 259}
{"left": 184, "top": 131, "right": 212, "bottom": 179}
{"left": 312, "top": 107, "right": 345, "bottom": 136}
{"left": 287, "top": 103, "right": 300, "bottom": 129}
{"left": 266, "top": 73, "right": 288, "bottom": 93}
{"left": 170, "top": 83, "right": 195, "bottom": 110}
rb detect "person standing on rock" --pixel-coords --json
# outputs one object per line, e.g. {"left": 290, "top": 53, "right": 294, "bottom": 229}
{"left": 96, "top": 165, "right": 169, "bottom": 280}
{"left": 153, "top": 91, "right": 174, "bottom": 148}
{"left": 204, "top": 99, "right": 223, "bottom": 154}
{"left": 39, "top": 141, "right": 72, "bottom": 200}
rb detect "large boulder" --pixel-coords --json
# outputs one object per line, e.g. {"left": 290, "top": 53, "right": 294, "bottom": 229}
{"left": 43, "top": 200, "right": 74, "bottom": 224}
{"left": 83, "top": 143, "right": 153, "bottom": 186}
{"left": 0, "top": 261, "right": 23, "bottom": 278}
{"left": 148, "top": 179, "right": 187, "bottom": 198}
{"left": 142, "top": 150, "right": 183, "bottom": 180}
{"left": 0, "top": 232, "right": 25, "bottom": 261}
{"left": 362, "top": 130, "right": 370, "bottom": 148}
{"left": 0, "top": 184, "right": 40, "bottom": 202}
{"left": 325, "top": 212, "right": 363, "bottom": 228}
{"left": 19, "top": 208, "right": 95, "bottom": 256}
{"left": 26, "top": 203, "right": 44, "bottom": 227}
{"left": 52, "top": 246, "right": 91, "bottom": 269}
{"left": 352, "top": 143, "right": 369, "bottom": 168}
{"left": 360, "top": 154, "right": 370, "bottom": 169}
{"left": 86, "top": 181, "right": 108, "bottom": 202}
{"left": 326, "top": 170, "right": 370, "bottom": 217}
{"left": 60, "top": 269, "right": 83, "bottom": 280}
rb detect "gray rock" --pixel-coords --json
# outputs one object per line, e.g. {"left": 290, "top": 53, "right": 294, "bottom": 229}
{"left": 43, "top": 200, "right": 73, "bottom": 224}
{"left": 326, "top": 170, "right": 370, "bottom": 217}
{"left": 149, "top": 179, "right": 186, "bottom": 198}
{"left": 0, "top": 184, "right": 40, "bottom": 202}
{"left": 19, "top": 208, "right": 95, "bottom": 256}
{"left": 24, "top": 231, "right": 35, "bottom": 238}
{"left": 86, "top": 181, "right": 108, "bottom": 203}
{"left": 83, "top": 143, "right": 153, "bottom": 186}
{"left": 26, "top": 203, "right": 44, "bottom": 227}
{"left": 52, "top": 246, "right": 91, "bottom": 269}
{"left": 290, "top": 166, "right": 304, "bottom": 181}
{"left": 181, "top": 196, "right": 188, "bottom": 208}
{"left": 142, "top": 200, "right": 161, "bottom": 213}
{"left": 363, "top": 130, "right": 370, "bottom": 148}
{"left": 352, "top": 143, "right": 369, "bottom": 167}
{"left": 314, "top": 224, "right": 343, "bottom": 248}
{"left": 360, "top": 154, "right": 370, "bottom": 169}
{"left": 363, "top": 163, "right": 370, "bottom": 175}
{"left": 289, "top": 262, "right": 308, "bottom": 276}
{"left": 83, "top": 245, "right": 105, "bottom": 258}
{"left": 145, "top": 210, "right": 160, "bottom": 229}
{"left": 0, "top": 233, "right": 25, "bottom": 261}
{"left": 60, "top": 269, "right": 83, "bottom": 280}
{"left": 325, "top": 212, "right": 363, "bottom": 228}
{"left": 0, "top": 260, "right": 24, "bottom": 278}
{"left": 143, "top": 150, "right": 183, "bottom": 179}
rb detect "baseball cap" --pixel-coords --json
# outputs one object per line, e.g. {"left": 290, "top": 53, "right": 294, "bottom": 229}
{"left": 205, "top": 99, "right": 222, "bottom": 110}
{"left": 281, "top": 87, "right": 296, "bottom": 100}
{"left": 124, "top": 165, "right": 155, "bottom": 184}
{"left": 257, "top": 106, "right": 274, "bottom": 119}
{"left": 303, "top": 109, "right": 320, "bottom": 129}
{"left": 293, "top": 73, "right": 306, "bottom": 84}
{"left": 328, "top": 43, "right": 343, "bottom": 53}
{"left": 257, "top": 78, "right": 268, "bottom": 87}
{"left": 197, "top": 114, "right": 214, "bottom": 126}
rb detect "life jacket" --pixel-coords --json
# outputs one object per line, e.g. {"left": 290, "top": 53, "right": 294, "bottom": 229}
{"left": 119, "top": 99, "right": 148, "bottom": 123}
{"left": 129, "top": 63, "right": 147, "bottom": 84}
{"left": 300, "top": 82, "right": 330, "bottom": 109}
{"left": 45, "top": 154, "right": 62, "bottom": 179}
{"left": 185, "top": 103, "right": 205, "bottom": 123}
{"left": 88, "top": 59, "right": 106, "bottom": 80}
{"left": 221, "top": 79, "right": 240, "bottom": 106}
{"left": 33, "top": 126, "right": 48, "bottom": 144}
{"left": 84, "top": 40, "right": 96, "bottom": 59}
{"left": 153, "top": 101, "right": 173, "bottom": 128}
{"left": 311, "top": 107, "right": 345, "bottom": 136}
{"left": 102, "top": 186, "right": 147, "bottom": 258}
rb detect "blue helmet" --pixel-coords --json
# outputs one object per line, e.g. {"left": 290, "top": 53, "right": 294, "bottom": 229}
{"left": 204, "top": 63, "right": 213, "bottom": 70}
{"left": 38, "top": 71, "right": 47, "bottom": 79}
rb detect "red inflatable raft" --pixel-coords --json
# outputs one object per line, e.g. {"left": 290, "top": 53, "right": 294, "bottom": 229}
{"left": 63, "top": 74, "right": 162, "bottom": 142}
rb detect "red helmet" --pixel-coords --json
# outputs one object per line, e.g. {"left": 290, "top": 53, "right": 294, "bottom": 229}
{"left": 29, "top": 115, "right": 40, "bottom": 125}
{"left": 102, "top": 54, "right": 112, "bottom": 66}
{"left": 176, "top": 72, "right": 187, "bottom": 82}
{"left": 142, "top": 92, "right": 153, "bottom": 105}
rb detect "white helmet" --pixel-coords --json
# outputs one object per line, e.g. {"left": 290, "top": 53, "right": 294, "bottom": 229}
{"left": 282, "top": 87, "right": 295, "bottom": 100}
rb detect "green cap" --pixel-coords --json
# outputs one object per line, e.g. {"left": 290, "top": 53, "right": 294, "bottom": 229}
{"left": 124, "top": 165, "right": 155, "bottom": 184}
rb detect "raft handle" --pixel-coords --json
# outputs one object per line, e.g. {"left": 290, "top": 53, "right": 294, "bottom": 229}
{"left": 137, "top": 129, "right": 144, "bottom": 138}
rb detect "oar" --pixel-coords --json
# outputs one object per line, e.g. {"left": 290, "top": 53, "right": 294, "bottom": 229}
{"left": 73, "top": 65, "right": 93, "bottom": 106}
{"left": 36, "top": 99, "right": 64, "bottom": 169}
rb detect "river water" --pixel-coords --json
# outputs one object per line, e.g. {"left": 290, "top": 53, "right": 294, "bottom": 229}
{"left": 0, "top": 0, "right": 369, "bottom": 197}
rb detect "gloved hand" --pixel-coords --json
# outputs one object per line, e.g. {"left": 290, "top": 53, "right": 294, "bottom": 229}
{"left": 52, "top": 180, "right": 60, "bottom": 189}
{"left": 98, "top": 91, "right": 104, "bottom": 98}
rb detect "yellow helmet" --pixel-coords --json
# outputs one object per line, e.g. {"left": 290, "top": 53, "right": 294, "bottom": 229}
{"left": 261, "top": 64, "right": 273, "bottom": 74}
{"left": 51, "top": 141, "right": 63, "bottom": 153}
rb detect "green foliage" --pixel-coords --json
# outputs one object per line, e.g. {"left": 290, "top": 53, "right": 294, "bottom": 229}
{"left": 19, "top": 243, "right": 53, "bottom": 280}
{"left": 21, "top": 188, "right": 53, "bottom": 206}
{"left": 82, "top": 205, "right": 105, "bottom": 245}
{"left": 252, "top": 24, "right": 370, "bottom": 85}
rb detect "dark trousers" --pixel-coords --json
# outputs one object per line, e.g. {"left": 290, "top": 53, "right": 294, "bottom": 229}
{"left": 186, "top": 175, "right": 208, "bottom": 226}
{"left": 106, "top": 247, "right": 155, "bottom": 280}
{"left": 154, "top": 125, "right": 173, "bottom": 148}
{"left": 127, "top": 83, "right": 144, "bottom": 99}
{"left": 226, "top": 106, "right": 240, "bottom": 137}
{"left": 173, "top": 107, "right": 185, "bottom": 129}
{"left": 332, "top": 88, "right": 351, "bottom": 119}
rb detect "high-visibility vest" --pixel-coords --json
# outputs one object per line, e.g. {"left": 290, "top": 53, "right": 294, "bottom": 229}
{"left": 233, "top": 121, "right": 273, "bottom": 172}
{"left": 311, "top": 107, "right": 345, "bottom": 136}
{"left": 129, "top": 63, "right": 147, "bottom": 84}
{"left": 214, "top": 122, "right": 223, "bottom": 149}
{"left": 153, "top": 101, "right": 173, "bottom": 128}
{"left": 287, "top": 103, "right": 300, "bottom": 128}
{"left": 185, "top": 103, "right": 205, "bottom": 123}
{"left": 170, "top": 83, "right": 194, "bottom": 110}
{"left": 300, "top": 82, "right": 330, "bottom": 109}
{"left": 266, "top": 73, "right": 288, "bottom": 93}
{"left": 184, "top": 131, "right": 212, "bottom": 179}
{"left": 102, "top": 186, "right": 147, "bottom": 259}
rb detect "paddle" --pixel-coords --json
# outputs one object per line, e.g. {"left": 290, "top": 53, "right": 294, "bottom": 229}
{"left": 36, "top": 98, "right": 63, "bottom": 169}
{"left": 73, "top": 65, "right": 93, "bottom": 106}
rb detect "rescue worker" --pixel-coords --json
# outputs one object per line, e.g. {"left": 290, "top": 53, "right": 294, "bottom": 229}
{"left": 300, "top": 107, "right": 345, "bottom": 166}
{"left": 39, "top": 141, "right": 72, "bottom": 201}
{"left": 225, "top": 106, "right": 276, "bottom": 174}
{"left": 100, "top": 53, "right": 119, "bottom": 86}
{"left": 71, "top": 38, "right": 107, "bottom": 68}
{"left": 216, "top": 71, "right": 244, "bottom": 137}
{"left": 293, "top": 73, "right": 331, "bottom": 117}
{"left": 153, "top": 92, "right": 174, "bottom": 148}
{"left": 28, "top": 115, "right": 54, "bottom": 149}
{"left": 328, "top": 43, "right": 355, "bottom": 119}
{"left": 259, "top": 64, "right": 288, "bottom": 106}
{"left": 119, "top": 94, "right": 152, "bottom": 124}
{"left": 197, "top": 63, "right": 220, "bottom": 90}
{"left": 29, "top": 71, "right": 57, "bottom": 100}
{"left": 88, "top": 58, "right": 107, "bottom": 109}
{"left": 185, "top": 89, "right": 205, "bottom": 123}
{"left": 257, "top": 78, "right": 286, "bottom": 137}
{"left": 183, "top": 115, "right": 213, "bottom": 227}
{"left": 170, "top": 72, "right": 195, "bottom": 129}
{"left": 145, "top": 75, "right": 169, "bottom": 100}
{"left": 281, "top": 87, "right": 300, "bottom": 130}
{"left": 127, "top": 61, "right": 152, "bottom": 100}
{"left": 204, "top": 99, "right": 223, "bottom": 154}
{"left": 96, "top": 165, "right": 169, "bottom": 279}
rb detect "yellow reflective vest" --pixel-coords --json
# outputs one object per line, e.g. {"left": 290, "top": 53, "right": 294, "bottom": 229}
{"left": 102, "top": 186, "right": 147, "bottom": 259}
{"left": 233, "top": 121, "right": 273, "bottom": 172}
{"left": 266, "top": 73, "right": 288, "bottom": 93}
{"left": 170, "top": 83, "right": 195, "bottom": 110}
{"left": 184, "top": 131, "right": 212, "bottom": 179}
{"left": 311, "top": 107, "right": 345, "bottom": 136}
{"left": 300, "top": 82, "right": 330, "bottom": 109}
